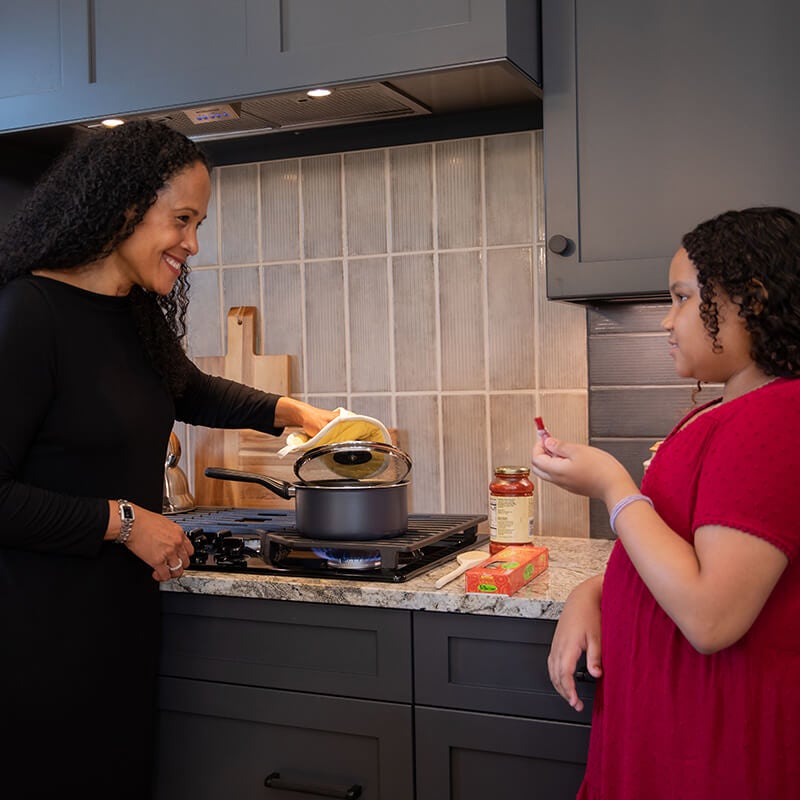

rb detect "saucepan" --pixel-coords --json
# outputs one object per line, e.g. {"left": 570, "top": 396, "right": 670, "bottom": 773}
{"left": 204, "top": 441, "right": 412, "bottom": 541}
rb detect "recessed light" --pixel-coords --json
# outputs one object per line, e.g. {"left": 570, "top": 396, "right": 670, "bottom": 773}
{"left": 101, "top": 118, "right": 125, "bottom": 128}
{"left": 306, "top": 88, "right": 332, "bottom": 98}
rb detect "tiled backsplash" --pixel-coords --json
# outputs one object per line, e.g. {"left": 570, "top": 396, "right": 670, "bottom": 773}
{"left": 180, "top": 130, "right": 590, "bottom": 536}
{"left": 587, "top": 302, "right": 723, "bottom": 537}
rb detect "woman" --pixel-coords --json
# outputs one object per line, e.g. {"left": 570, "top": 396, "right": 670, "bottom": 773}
{"left": 532, "top": 207, "right": 800, "bottom": 799}
{"left": 0, "top": 120, "right": 336, "bottom": 798}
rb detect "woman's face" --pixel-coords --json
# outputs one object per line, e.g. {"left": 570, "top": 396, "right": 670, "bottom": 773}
{"left": 661, "top": 247, "right": 753, "bottom": 383}
{"left": 112, "top": 161, "right": 211, "bottom": 296}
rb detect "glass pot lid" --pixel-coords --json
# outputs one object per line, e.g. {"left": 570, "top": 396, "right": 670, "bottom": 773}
{"left": 293, "top": 441, "right": 412, "bottom": 486}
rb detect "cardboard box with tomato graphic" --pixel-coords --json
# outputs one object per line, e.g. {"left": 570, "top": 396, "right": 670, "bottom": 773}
{"left": 465, "top": 546, "right": 549, "bottom": 595}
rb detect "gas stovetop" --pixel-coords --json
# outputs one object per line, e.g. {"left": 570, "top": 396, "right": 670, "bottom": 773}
{"left": 170, "top": 507, "right": 488, "bottom": 583}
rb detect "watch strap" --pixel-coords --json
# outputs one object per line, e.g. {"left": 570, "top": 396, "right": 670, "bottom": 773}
{"left": 116, "top": 499, "right": 135, "bottom": 545}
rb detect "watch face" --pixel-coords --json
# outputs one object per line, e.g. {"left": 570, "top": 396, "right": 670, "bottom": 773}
{"left": 121, "top": 505, "right": 134, "bottom": 520}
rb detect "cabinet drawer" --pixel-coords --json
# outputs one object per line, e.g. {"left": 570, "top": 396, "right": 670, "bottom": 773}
{"left": 415, "top": 706, "right": 589, "bottom": 800}
{"left": 156, "top": 677, "right": 413, "bottom": 800}
{"left": 160, "top": 593, "right": 412, "bottom": 701}
{"left": 414, "top": 611, "right": 594, "bottom": 723}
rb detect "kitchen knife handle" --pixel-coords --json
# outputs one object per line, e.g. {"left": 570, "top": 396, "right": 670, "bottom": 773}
{"left": 264, "top": 772, "right": 362, "bottom": 798}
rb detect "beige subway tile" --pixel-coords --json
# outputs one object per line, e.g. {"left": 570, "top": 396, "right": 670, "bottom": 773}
{"left": 390, "top": 144, "right": 433, "bottom": 253}
{"left": 393, "top": 253, "right": 438, "bottom": 392}
{"left": 344, "top": 150, "right": 387, "bottom": 256}
{"left": 304, "top": 260, "right": 346, "bottom": 394}
{"left": 533, "top": 130, "right": 545, "bottom": 244}
{"left": 219, "top": 164, "right": 259, "bottom": 265}
{"left": 436, "top": 138, "right": 481, "bottom": 250}
{"left": 194, "top": 169, "right": 219, "bottom": 266}
{"left": 536, "top": 246, "right": 588, "bottom": 389}
{"left": 396, "top": 394, "right": 441, "bottom": 513}
{"left": 442, "top": 394, "right": 489, "bottom": 516}
{"left": 439, "top": 251, "right": 485, "bottom": 391}
{"left": 348, "top": 396, "right": 393, "bottom": 425}
{"left": 349, "top": 257, "right": 391, "bottom": 392}
{"left": 302, "top": 154, "right": 342, "bottom": 259}
{"left": 260, "top": 264, "right": 304, "bottom": 392}
{"left": 487, "top": 247, "right": 536, "bottom": 389}
{"left": 485, "top": 132, "right": 534, "bottom": 246}
{"left": 261, "top": 159, "right": 300, "bottom": 262}
{"left": 187, "top": 269, "right": 222, "bottom": 358}
{"left": 538, "top": 392, "right": 590, "bottom": 537}
{"left": 489, "top": 394, "right": 537, "bottom": 469}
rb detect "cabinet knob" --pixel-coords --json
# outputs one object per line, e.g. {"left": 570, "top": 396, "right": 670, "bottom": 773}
{"left": 547, "top": 234, "right": 571, "bottom": 255}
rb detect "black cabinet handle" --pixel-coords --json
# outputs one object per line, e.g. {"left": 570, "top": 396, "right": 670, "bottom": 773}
{"left": 574, "top": 669, "right": 596, "bottom": 683}
{"left": 264, "top": 771, "right": 362, "bottom": 798}
{"left": 547, "top": 234, "right": 571, "bottom": 255}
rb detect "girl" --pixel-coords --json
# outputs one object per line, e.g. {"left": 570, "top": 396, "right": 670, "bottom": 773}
{"left": 532, "top": 207, "right": 800, "bottom": 799}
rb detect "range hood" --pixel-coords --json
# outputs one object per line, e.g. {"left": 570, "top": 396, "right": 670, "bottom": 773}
{"left": 73, "top": 61, "right": 541, "bottom": 143}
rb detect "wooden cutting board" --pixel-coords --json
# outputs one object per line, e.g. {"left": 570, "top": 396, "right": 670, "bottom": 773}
{"left": 192, "top": 306, "right": 295, "bottom": 509}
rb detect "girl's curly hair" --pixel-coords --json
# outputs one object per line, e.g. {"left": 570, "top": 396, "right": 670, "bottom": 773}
{"left": 0, "top": 119, "right": 210, "bottom": 396}
{"left": 682, "top": 206, "right": 800, "bottom": 378}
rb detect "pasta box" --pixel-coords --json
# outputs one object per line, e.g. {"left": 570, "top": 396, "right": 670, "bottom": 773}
{"left": 465, "top": 546, "right": 549, "bottom": 595}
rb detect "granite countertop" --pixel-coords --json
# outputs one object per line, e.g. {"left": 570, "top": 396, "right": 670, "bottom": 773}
{"left": 163, "top": 536, "right": 614, "bottom": 620}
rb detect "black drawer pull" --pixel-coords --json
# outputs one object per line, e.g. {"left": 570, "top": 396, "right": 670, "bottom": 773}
{"left": 574, "top": 669, "right": 596, "bottom": 683}
{"left": 264, "top": 771, "right": 362, "bottom": 798}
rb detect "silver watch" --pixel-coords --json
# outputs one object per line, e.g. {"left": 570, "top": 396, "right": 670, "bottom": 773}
{"left": 116, "top": 499, "right": 135, "bottom": 544}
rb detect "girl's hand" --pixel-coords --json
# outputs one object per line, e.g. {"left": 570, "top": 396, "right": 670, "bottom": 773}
{"left": 531, "top": 435, "right": 637, "bottom": 505}
{"left": 548, "top": 574, "right": 604, "bottom": 712}
{"left": 107, "top": 502, "right": 194, "bottom": 582}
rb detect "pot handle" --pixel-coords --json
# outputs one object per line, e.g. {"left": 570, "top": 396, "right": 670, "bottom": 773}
{"left": 204, "top": 467, "right": 296, "bottom": 500}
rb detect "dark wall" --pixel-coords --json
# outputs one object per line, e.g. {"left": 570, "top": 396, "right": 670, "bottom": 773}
{"left": 0, "top": 126, "right": 83, "bottom": 230}
{"left": 587, "top": 302, "right": 720, "bottom": 538}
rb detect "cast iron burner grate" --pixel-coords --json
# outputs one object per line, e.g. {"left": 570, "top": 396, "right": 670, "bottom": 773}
{"left": 172, "top": 507, "right": 487, "bottom": 582}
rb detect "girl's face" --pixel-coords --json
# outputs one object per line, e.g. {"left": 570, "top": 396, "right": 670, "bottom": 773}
{"left": 111, "top": 161, "right": 211, "bottom": 296}
{"left": 661, "top": 247, "right": 754, "bottom": 384}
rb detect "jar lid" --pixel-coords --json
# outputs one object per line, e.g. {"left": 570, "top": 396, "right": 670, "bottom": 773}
{"left": 494, "top": 465, "right": 531, "bottom": 476}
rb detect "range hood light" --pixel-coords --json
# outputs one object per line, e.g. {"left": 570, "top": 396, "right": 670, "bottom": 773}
{"left": 306, "top": 88, "right": 332, "bottom": 98}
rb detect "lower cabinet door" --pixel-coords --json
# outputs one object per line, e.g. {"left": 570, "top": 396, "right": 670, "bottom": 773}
{"left": 155, "top": 677, "right": 414, "bottom": 800}
{"left": 415, "top": 706, "right": 590, "bottom": 800}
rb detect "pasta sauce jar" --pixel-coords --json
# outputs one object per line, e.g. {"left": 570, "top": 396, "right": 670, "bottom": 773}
{"left": 489, "top": 466, "right": 535, "bottom": 554}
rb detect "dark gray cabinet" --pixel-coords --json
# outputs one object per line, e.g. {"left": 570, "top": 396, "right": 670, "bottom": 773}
{"left": 0, "top": 0, "right": 540, "bottom": 134}
{"left": 542, "top": 0, "right": 800, "bottom": 301}
{"left": 413, "top": 611, "right": 592, "bottom": 798}
{"left": 156, "top": 594, "right": 414, "bottom": 799}
{"left": 156, "top": 593, "right": 592, "bottom": 799}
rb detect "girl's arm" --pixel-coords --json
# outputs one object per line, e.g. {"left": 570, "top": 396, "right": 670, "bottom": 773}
{"left": 547, "top": 574, "right": 603, "bottom": 712}
{"left": 532, "top": 436, "right": 788, "bottom": 654}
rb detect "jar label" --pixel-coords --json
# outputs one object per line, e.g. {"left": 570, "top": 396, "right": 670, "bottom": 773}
{"left": 489, "top": 494, "right": 534, "bottom": 544}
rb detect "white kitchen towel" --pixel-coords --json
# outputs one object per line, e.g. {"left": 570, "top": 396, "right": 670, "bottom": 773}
{"left": 277, "top": 408, "right": 391, "bottom": 458}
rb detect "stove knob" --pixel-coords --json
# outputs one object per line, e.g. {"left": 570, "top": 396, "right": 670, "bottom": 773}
{"left": 221, "top": 537, "right": 245, "bottom": 558}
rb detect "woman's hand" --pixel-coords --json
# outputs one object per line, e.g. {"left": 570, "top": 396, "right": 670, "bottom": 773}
{"left": 274, "top": 397, "right": 339, "bottom": 437}
{"left": 531, "top": 435, "right": 637, "bottom": 505}
{"left": 548, "top": 574, "right": 604, "bottom": 712}
{"left": 106, "top": 501, "right": 194, "bottom": 582}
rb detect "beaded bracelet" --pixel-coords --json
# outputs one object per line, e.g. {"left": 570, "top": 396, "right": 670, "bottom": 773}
{"left": 609, "top": 493, "right": 654, "bottom": 535}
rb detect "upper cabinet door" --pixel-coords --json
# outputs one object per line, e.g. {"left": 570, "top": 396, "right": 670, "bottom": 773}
{"left": 0, "top": 1, "right": 92, "bottom": 128}
{"left": 0, "top": 0, "right": 539, "bottom": 133}
{"left": 242, "top": 0, "right": 540, "bottom": 90}
{"left": 542, "top": 0, "right": 800, "bottom": 302}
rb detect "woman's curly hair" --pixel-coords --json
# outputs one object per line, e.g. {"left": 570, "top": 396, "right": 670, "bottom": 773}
{"left": 0, "top": 119, "right": 210, "bottom": 395}
{"left": 682, "top": 206, "right": 800, "bottom": 378}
